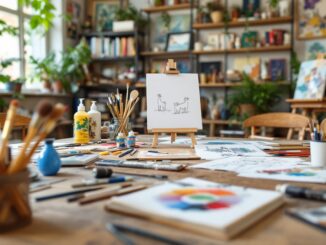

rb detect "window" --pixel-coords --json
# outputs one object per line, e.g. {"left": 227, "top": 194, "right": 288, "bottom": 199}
{"left": 0, "top": 1, "right": 47, "bottom": 89}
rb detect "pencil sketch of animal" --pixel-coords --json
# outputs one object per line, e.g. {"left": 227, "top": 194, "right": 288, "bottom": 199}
{"left": 173, "top": 97, "right": 189, "bottom": 114}
{"left": 157, "top": 94, "right": 167, "bottom": 111}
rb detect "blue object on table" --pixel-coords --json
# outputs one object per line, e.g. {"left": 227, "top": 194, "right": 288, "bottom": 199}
{"left": 37, "top": 139, "right": 61, "bottom": 176}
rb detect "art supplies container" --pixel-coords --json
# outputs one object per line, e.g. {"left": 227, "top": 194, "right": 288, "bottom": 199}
{"left": 310, "top": 141, "right": 326, "bottom": 167}
{"left": 37, "top": 139, "right": 61, "bottom": 176}
{"left": 88, "top": 101, "right": 101, "bottom": 142}
{"left": 74, "top": 98, "right": 90, "bottom": 144}
{"left": 127, "top": 131, "right": 136, "bottom": 147}
{"left": 110, "top": 118, "right": 131, "bottom": 140}
{"left": 0, "top": 170, "right": 31, "bottom": 233}
{"left": 116, "top": 132, "right": 126, "bottom": 149}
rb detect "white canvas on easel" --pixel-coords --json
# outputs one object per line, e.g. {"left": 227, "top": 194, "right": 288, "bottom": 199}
{"left": 146, "top": 73, "right": 203, "bottom": 130}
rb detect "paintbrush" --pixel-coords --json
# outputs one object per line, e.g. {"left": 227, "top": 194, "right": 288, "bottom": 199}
{"left": 118, "top": 97, "right": 139, "bottom": 133}
{"left": 9, "top": 101, "right": 53, "bottom": 173}
{"left": 0, "top": 100, "right": 19, "bottom": 172}
{"left": 7, "top": 104, "right": 66, "bottom": 174}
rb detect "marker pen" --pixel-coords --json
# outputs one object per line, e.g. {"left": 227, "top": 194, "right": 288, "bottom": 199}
{"left": 276, "top": 184, "right": 326, "bottom": 202}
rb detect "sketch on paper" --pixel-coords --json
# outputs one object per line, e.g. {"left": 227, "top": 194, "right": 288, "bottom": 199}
{"left": 173, "top": 97, "right": 189, "bottom": 114}
{"left": 157, "top": 94, "right": 168, "bottom": 112}
{"left": 146, "top": 74, "right": 202, "bottom": 130}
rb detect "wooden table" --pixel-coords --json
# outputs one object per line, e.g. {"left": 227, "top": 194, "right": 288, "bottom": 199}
{"left": 1, "top": 137, "right": 326, "bottom": 245}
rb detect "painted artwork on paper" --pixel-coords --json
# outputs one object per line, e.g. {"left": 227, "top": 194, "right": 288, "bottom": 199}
{"left": 159, "top": 188, "right": 242, "bottom": 210}
{"left": 297, "top": 0, "right": 326, "bottom": 40}
{"left": 293, "top": 59, "right": 326, "bottom": 99}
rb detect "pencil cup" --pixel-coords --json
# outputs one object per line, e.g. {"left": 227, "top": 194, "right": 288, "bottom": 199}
{"left": 310, "top": 141, "right": 326, "bottom": 168}
{"left": 0, "top": 170, "right": 32, "bottom": 233}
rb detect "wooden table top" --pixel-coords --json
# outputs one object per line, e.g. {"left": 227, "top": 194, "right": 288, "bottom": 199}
{"left": 1, "top": 137, "right": 326, "bottom": 245}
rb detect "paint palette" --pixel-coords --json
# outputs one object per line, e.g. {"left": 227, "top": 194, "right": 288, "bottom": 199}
{"left": 159, "top": 188, "right": 241, "bottom": 210}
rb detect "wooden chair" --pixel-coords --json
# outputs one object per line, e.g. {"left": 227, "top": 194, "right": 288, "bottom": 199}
{"left": 321, "top": 118, "right": 326, "bottom": 136}
{"left": 243, "top": 113, "right": 310, "bottom": 140}
{"left": 0, "top": 113, "right": 31, "bottom": 139}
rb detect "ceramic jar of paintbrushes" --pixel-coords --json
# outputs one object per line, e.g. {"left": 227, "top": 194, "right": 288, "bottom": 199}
{"left": 37, "top": 139, "right": 61, "bottom": 176}
{"left": 0, "top": 100, "right": 65, "bottom": 232}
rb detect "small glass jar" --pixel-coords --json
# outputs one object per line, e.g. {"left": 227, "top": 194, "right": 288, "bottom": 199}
{"left": 109, "top": 118, "right": 132, "bottom": 140}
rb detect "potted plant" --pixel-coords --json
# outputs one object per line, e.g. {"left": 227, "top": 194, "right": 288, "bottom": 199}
{"left": 207, "top": 0, "right": 224, "bottom": 23}
{"left": 59, "top": 39, "right": 92, "bottom": 93}
{"left": 268, "top": 0, "right": 280, "bottom": 18}
{"left": 0, "top": 58, "right": 23, "bottom": 93}
{"left": 113, "top": 5, "right": 147, "bottom": 32}
{"left": 229, "top": 73, "right": 280, "bottom": 120}
{"left": 154, "top": 0, "right": 164, "bottom": 6}
{"left": 30, "top": 53, "right": 56, "bottom": 91}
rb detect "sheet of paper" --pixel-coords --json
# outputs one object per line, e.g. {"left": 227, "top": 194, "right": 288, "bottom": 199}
{"left": 191, "top": 157, "right": 309, "bottom": 173}
{"left": 146, "top": 74, "right": 202, "bottom": 130}
{"left": 239, "top": 167, "right": 326, "bottom": 183}
{"left": 195, "top": 144, "right": 269, "bottom": 160}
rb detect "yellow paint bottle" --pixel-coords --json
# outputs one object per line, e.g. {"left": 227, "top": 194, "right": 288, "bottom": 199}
{"left": 74, "top": 98, "right": 90, "bottom": 144}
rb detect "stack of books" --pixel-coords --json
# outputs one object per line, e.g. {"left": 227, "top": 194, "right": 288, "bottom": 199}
{"left": 90, "top": 37, "right": 136, "bottom": 58}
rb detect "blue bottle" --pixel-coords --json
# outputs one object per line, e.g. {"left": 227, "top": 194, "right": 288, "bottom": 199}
{"left": 37, "top": 139, "right": 61, "bottom": 176}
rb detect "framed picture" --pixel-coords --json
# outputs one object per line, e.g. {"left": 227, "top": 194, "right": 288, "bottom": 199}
{"left": 92, "top": 0, "right": 120, "bottom": 31}
{"left": 165, "top": 32, "right": 192, "bottom": 52}
{"left": 242, "top": 0, "right": 260, "bottom": 17}
{"left": 269, "top": 59, "right": 286, "bottom": 81}
{"left": 153, "top": 14, "right": 190, "bottom": 46}
{"left": 200, "top": 62, "right": 222, "bottom": 75}
{"left": 296, "top": 0, "right": 326, "bottom": 40}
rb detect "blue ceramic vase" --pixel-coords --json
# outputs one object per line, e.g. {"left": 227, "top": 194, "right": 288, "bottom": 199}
{"left": 37, "top": 139, "right": 61, "bottom": 176}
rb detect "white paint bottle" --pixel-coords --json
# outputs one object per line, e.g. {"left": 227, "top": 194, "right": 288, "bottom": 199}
{"left": 88, "top": 101, "right": 101, "bottom": 142}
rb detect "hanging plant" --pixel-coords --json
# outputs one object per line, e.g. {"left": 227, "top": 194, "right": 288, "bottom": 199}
{"left": 161, "top": 12, "right": 171, "bottom": 29}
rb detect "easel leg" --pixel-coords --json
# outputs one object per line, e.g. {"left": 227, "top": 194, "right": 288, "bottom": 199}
{"left": 171, "top": 133, "right": 177, "bottom": 143}
{"left": 287, "top": 108, "right": 297, "bottom": 140}
{"left": 190, "top": 133, "right": 196, "bottom": 148}
{"left": 152, "top": 133, "right": 159, "bottom": 148}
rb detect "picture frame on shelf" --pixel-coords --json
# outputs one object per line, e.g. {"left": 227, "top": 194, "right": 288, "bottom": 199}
{"left": 200, "top": 62, "right": 222, "bottom": 83}
{"left": 296, "top": 0, "right": 326, "bottom": 40}
{"left": 153, "top": 14, "right": 190, "bottom": 47}
{"left": 165, "top": 32, "right": 192, "bottom": 52}
{"left": 269, "top": 59, "right": 287, "bottom": 81}
{"left": 91, "top": 0, "right": 120, "bottom": 32}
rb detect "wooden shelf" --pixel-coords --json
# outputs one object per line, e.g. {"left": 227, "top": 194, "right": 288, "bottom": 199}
{"left": 141, "top": 50, "right": 192, "bottom": 57}
{"left": 135, "top": 81, "right": 291, "bottom": 89}
{"left": 143, "top": 3, "right": 191, "bottom": 13}
{"left": 82, "top": 30, "right": 144, "bottom": 38}
{"left": 193, "top": 45, "right": 292, "bottom": 55}
{"left": 91, "top": 56, "right": 135, "bottom": 62}
{"left": 193, "top": 16, "right": 293, "bottom": 30}
{"left": 0, "top": 91, "right": 72, "bottom": 98}
{"left": 202, "top": 119, "right": 242, "bottom": 125}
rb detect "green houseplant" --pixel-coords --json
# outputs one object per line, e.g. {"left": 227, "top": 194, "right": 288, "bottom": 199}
{"left": 30, "top": 52, "right": 56, "bottom": 91}
{"left": 113, "top": 5, "right": 147, "bottom": 31}
{"left": 229, "top": 73, "right": 280, "bottom": 120}
{"left": 207, "top": 0, "right": 224, "bottom": 23}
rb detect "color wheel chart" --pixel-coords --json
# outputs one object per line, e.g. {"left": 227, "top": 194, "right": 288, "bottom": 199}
{"left": 159, "top": 188, "right": 242, "bottom": 211}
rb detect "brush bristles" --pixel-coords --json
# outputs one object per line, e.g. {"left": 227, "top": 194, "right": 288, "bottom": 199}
{"left": 37, "top": 100, "right": 53, "bottom": 117}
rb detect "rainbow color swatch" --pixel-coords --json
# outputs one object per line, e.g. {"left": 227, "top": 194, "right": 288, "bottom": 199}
{"left": 159, "top": 188, "right": 242, "bottom": 211}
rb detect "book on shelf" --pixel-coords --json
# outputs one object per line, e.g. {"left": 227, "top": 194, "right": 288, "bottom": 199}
{"left": 105, "top": 177, "right": 283, "bottom": 240}
{"left": 90, "top": 36, "right": 135, "bottom": 58}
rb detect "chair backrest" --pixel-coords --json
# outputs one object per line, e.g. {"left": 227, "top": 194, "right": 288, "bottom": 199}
{"left": 243, "top": 113, "right": 310, "bottom": 140}
{"left": 321, "top": 118, "right": 326, "bottom": 136}
{"left": 0, "top": 113, "right": 31, "bottom": 139}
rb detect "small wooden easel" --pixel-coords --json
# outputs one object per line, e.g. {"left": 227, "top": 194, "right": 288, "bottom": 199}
{"left": 151, "top": 59, "right": 197, "bottom": 148}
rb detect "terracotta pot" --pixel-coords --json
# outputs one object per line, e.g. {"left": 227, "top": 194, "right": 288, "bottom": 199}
{"left": 42, "top": 80, "right": 52, "bottom": 91}
{"left": 210, "top": 11, "right": 223, "bottom": 23}
{"left": 239, "top": 104, "right": 256, "bottom": 118}
{"left": 52, "top": 80, "right": 63, "bottom": 94}
{"left": 13, "top": 83, "right": 22, "bottom": 94}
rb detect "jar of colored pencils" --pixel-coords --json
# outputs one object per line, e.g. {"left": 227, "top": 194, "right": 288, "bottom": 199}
{"left": 0, "top": 170, "right": 31, "bottom": 232}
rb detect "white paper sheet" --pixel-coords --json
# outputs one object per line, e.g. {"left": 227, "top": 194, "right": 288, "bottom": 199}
{"left": 195, "top": 144, "right": 269, "bottom": 160}
{"left": 191, "top": 157, "right": 309, "bottom": 173}
{"left": 146, "top": 74, "right": 202, "bottom": 130}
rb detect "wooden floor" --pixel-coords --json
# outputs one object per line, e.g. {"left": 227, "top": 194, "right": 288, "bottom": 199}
{"left": 1, "top": 138, "right": 326, "bottom": 245}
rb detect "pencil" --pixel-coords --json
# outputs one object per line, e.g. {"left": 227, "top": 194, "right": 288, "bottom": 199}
{"left": 35, "top": 187, "right": 103, "bottom": 202}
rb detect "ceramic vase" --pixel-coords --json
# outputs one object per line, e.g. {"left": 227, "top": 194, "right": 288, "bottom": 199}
{"left": 37, "top": 139, "right": 61, "bottom": 176}
{"left": 210, "top": 11, "right": 223, "bottom": 23}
